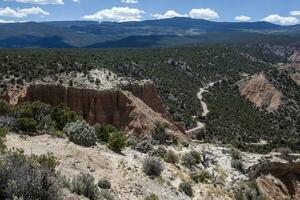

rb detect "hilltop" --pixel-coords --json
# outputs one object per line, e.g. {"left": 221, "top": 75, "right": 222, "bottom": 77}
{"left": 0, "top": 17, "right": 300, "bottom": 48}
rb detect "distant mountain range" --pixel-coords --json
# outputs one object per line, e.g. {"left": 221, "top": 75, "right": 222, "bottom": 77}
{"left": 0, "top": 17, "right": 299, "bottom": 48}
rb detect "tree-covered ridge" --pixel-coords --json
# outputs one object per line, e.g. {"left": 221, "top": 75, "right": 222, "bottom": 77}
{"left": 0, "top": 45, "right": 298, "bottom": 152}
{"left": 202, "top": 78, "right": 299, "bottom": 153}
{"left": 0, "top": 47, "right": 271, "bottom": 128}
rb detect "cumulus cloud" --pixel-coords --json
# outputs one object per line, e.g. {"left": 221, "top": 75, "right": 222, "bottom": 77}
{"left": 152, "top": 10, "right": 188, "bottom": 19}
{"left": 262, "top": 14, "right": 298, "bottom": 25}
{"left": 235, "top": 15, "right": 251, "bottom": 22}
{"left": 82, "top": 7, "right": 144, "bottom": 22}
{"left": 153, "top": 8, "right": 219, "bottom": 20}
{"left": 189, "top": 8, "right": 219, "bottom": 20}
{"left": 15, "top": 0, "right": 63, "bottom": 5}
{"left": 290, "top": 11, "right": 300, "bottom": 16}
{"left": 121, "top": 0, "right": 138, "bottom": 4}
{"left": 0, "top": 6, "right": 49, "bottom": 18}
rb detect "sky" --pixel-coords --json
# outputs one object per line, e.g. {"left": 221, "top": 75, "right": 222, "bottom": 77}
{"left": 0, "top": 0, "right": 300, "bottom": 25}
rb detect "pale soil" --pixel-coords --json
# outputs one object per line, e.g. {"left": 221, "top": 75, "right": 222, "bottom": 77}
{"left": 5, "top": 133, "right": 265, "bottom": 200}
{"left": 6, "top": 134, "right": 188, "bottom": 200}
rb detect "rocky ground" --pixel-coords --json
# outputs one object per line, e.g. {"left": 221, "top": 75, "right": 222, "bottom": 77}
{"left": 34, "top": 69, "right": 147, "bottom": 91}
{"left": 5, "top": 133, "right": 267, "bottom": 200}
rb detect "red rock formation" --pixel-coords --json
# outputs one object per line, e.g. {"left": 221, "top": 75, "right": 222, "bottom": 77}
{"left": 238, "top": 73, "right": 282, "bottom": 112}
{"left": 126, "top": 82, "right": 166, "bottom": 115}
{"left": 250, "top": 161, "right": 300, "bottom": 200}
{"left": 20, "top": 84, "right": 186, "bottom": 140}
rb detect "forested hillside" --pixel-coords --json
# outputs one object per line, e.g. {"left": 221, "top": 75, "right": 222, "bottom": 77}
{"left": 0, "top": 44, "right": 298, "bottom": 152}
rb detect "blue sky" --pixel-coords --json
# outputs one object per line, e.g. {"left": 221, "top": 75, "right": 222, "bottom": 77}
{"left": 0, "top": 0, "right": 300, "bottom": 25}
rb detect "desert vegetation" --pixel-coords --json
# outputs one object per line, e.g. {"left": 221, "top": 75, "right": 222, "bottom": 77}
{"left": 0, "top": 45, "right": 298, "bottom": 154}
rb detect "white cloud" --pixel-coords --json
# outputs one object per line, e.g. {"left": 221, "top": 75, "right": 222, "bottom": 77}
{"left": 15, "top": 0, "right": 64, "bottom": 5}
{"left": 235, "top": 15, "right": 251, "bottom": 22}
{"left": 262, "top": 14, "right": 298, "bottom": 25}
{"left": 20, "top": 7, "right": 49, "bottom": 15}
{"left": 0, "top": 6, "right": 49, "bottom": 18}
{"left": 0, "top": 19, "right": 15, "bottom": 23}
{"left": 290, "top": 11, "right": 300, "bottom": 16}
{"left": 152, "top": 10, "right": 188, "bottom": 19}
{"left": 152, "top": 8, "right": 219, "bottom": 20}
{"left": 189, "top": 8, "right": 219, "bottom": 20}
{"left": 82, "top": 7, "right": 145, "bottom": 22}
{"left": 121, "top": 0, "right": 138, "bottom": 4}
{"left": 0, "top": 7, "right": 26, "bottom": 18}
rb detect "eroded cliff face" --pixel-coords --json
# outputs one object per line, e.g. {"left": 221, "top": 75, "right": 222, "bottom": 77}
{"left": 0, "top": 69, "right": 186, "bottom": 140}
{"left": 278, "top": 63, "right": 300, "bottom": 86}
{"left": 20, "top": 83, "right": 186, "bottom": 140}
{"left": 250, "top": 160, "right": 300, "bottom": 200}
{"left": 125, "top": 83, "right": 166, "bottom": 115}
{"left": 238, "top": 73, "right": 282, "bottom": 112}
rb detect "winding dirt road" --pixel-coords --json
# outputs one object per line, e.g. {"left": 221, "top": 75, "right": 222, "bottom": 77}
{"left": 186, "top": 81, "right": 219, "bottom": 134}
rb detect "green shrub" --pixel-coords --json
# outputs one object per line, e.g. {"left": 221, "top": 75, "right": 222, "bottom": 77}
{"left": 98, "top": 178, "right": 111, "bottom": 189}
{"left": 15, "top": 101, "right": 51, "bottom": 121}
{"left": 108, "top": 131, "right": 126, "bottom": 153}
{"left": 231, "top": 148, "right": 244, "bottom": 173}
{"left": 179, "top": 181, "right": 193, "bottom": 197}
{"left": 143, "top": 157, "right": 163, "bottom": 177}
{"left": 145, "top": 193, "right": 159, "bottom": 200}
{"left": 98, "top": 189, "right": 114, "bottom": 200}
{"left": 51, "top": 104, "right": 82, "bottom": 130}
{"left": 0, "top": 151, "right": 63, "bottom": 200}
{"left": 0, "top": 127, "right": 8, "bottom": 153}
{"left": 234, "top": 180, "right": 264, "bottom": 200}
{"left": 148, "top": 146, "right": 167, "bottom": 158}
{"left": 63, "top": 120, "right": 96, "bottom": 147}
{"left": 95, "top": 124, "right": 118, "bottom": 143}
{"left": 136, "top": 139, "right": 153, "bottom": 153}
{"left": 126, "top": 135, "right": 138, "bottom": 148}
{"left": 194, "top": 130, "right": 205, "bottom": 140}
{"left": 164, "top": 150, "right": 178, "bottom": 164}
{"left": 54, "top": 130, "right": 65, "bottom": 138}
{"left": 190, "top": 150, "right": 201, "bottom": 164}
{"left": 32, "top": 152, "right": 59, "bottom": 172}
{"left": 231, "top": 159, "right": 244, "bottom": 173}
{"left": 71, "top": 173, "right": 99, "bottom": 200}
{"left": 0, "top": 100, "right": 11, "bottom": 116}
{"left": 17, "top": 117, "right": 38, "bottom": 134}
{"left": 231, "top": 148, "right": 242, "bottom": 160}
{"left": 152, "top": 123, "right": 169, "bottom": 144}
{"left": 181, "top": 150, "right": 201, "bottom": 169}
{"left": 39, "top": 114, "right": 57, "bottom": 133}
{"left": 190, "top": 170, "right": 212, "bottom": 183}
{"left": 0, "top": 116, "right": 17, "bottom": 131}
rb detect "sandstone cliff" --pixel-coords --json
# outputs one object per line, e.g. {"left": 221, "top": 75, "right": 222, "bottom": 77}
{"left": 20, "top": 84, "right": 185, "bottom": 140}
{"left": 0, "top": 69, "right": 186, "bottom": 140}
{"left": 238, "top": 73, "right": 282, "bottom": 112}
